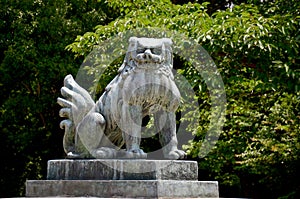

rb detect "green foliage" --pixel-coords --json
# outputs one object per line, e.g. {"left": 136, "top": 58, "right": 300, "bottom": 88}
{"left": 193, "top": 1, "right": 300, "bottom": 197}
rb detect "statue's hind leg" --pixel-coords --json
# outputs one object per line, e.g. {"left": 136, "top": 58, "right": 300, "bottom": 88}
{"left": 75, "top": 111, "right": 107, "bottom": 158}
{"left": 75, "top": 109, "right": 123, "bottom": 159}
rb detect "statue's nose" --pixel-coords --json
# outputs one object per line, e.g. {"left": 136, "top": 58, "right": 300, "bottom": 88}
{"left": 143, "top": 49, "right": 152, "bottom": 59}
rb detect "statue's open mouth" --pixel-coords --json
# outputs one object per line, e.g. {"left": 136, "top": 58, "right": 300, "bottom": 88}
{"left": 134, "top": 48, "right": 164, "bottom": 65}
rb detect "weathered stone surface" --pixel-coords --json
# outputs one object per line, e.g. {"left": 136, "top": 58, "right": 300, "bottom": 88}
{"left": 47, "top": 159, "right": 198, "bottom": 180}
{"left": 57, "top": 37, "right": 186, "bottom": 160}
{"left": 26, "top": 180, "right": 219, "bottom": 198}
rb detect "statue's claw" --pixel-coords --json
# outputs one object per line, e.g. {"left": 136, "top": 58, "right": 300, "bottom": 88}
{"left": 91, "top": 147, "right": 117, "bottom": 159}
{"left": 66, "top": 152, "right": 89, "bottom": 159}
{"left": 165, "top": 149, "right": 186, "bottom": 160}
{"left": 126, "top": 149, "right": 147, "bottom": 159}
{"left": 128, "top": 148, "right": 145, "bottom": 154}
{"left": 91, "top": 148, "right": 147, "bottom": 159}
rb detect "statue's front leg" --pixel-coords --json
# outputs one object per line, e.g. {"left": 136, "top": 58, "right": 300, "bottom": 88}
{"left": 154, "top": 110, "right": 186, "bottom": 159}
{"left": 120, "top": 103, "right": 147, "bottom": 158}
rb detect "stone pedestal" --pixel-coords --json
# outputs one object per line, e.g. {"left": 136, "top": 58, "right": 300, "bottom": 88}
{"left": 26, "top": 159, "right": 219, "bottom": 198}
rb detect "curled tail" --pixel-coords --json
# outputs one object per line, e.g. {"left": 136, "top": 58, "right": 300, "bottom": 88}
{"left": 57, "top": 74, "right": 95, "bottom": 155}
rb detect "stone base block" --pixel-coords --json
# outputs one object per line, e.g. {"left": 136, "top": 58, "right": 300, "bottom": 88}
{"left": 26, "top": 180, "right": 219, "bottom": 198}
{"left": 27, "top": 159, "right": 219, "bottom": 198}
{"left": 47, "top": 159, "right": 198, "bottom": 180}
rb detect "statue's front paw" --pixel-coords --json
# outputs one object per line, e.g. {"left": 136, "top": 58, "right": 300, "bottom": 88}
{"left": 66, "top": 152, "right": 91, "bottom": 159}
{"left": 126, "top": 148, "right": 147, "bottom": 159}
{"left": 91, "top": 147, "right": 116, "bottom": 159}
{"left": 165, "top": 149, "right": 186, "bottom": 160}
{"left": 128, "top": 148, "right": 145, "bottom": 154}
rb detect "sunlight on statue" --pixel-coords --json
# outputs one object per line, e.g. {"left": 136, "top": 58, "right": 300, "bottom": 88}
{"left": 57, "top": 37, "right": 186, "bottom": 159}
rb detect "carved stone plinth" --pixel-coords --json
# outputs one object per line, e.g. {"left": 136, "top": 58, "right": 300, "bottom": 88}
{"left": 26, "top": 159, "right": 219, "bottom": 198}
{"left": 47, "top": 159, "right": 198, "bottom": 181}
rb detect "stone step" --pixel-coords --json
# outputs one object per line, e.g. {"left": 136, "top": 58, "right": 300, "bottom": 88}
{"left": 26, "top": 180, "right": 219, "bottom": 198}
{"left": 47, "top": 159, "right": 198, "bottom": 180}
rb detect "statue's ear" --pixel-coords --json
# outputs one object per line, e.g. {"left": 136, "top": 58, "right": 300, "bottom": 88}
{"left": 161, "top": 42, "right": 166, "bottom": 60}
{"left": 129, "top": 36, "right": 137, "bottom": 43}
{"left": 127, "top": 37, "right": 138, "bottom": 62}
{"left": 162, "top": 38, "right": 172, "bottom": 46}
{"left": 162, "top": 40, "right": 173, "bottom": 67}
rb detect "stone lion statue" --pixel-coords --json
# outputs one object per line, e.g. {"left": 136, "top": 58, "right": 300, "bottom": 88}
{"left": 57, "top": 37, "right": 186, "bottom": 159}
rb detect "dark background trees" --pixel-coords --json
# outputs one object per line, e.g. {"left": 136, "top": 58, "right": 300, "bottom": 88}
{"left": 0, "top": 0, "right": 116, "bottom": 196}
{"left": 1, "top": 0, "right": 299, "bottom": 198}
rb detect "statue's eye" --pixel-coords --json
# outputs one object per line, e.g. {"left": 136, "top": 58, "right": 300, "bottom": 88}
{"left": 136, "top": 48, "right": 146, "bottom": 54}
{"left": 152, "top": 48, "right": 162, "bottom": 55}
